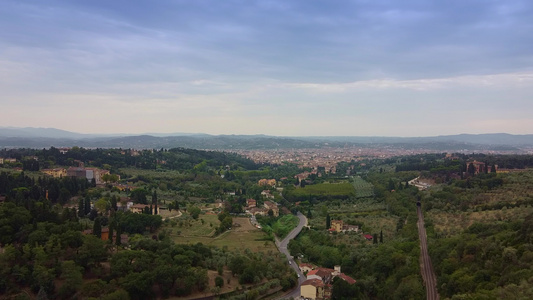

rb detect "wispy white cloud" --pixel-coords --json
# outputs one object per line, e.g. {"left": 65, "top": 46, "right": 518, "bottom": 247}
{"left": 1, "top": 0, "right": 532, "bottom": 136}
{"left": 285, "top": 72, "right": 533, "bottom": 92}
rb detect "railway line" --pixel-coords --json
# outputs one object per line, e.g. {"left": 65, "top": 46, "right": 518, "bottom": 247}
{"left": 417, "top": 205, "right": 439, "bottom": 300}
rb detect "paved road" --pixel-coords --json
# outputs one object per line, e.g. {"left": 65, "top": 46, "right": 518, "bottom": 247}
{"left": 277, "top": 212, "right": 308, "bottom": 299}
{"left": 417, "top": 206, "right": 439, "bottom": 300}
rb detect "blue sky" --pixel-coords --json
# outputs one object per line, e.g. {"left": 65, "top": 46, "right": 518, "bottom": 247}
{"left": 1, "top": 0, "right": 533, "bottom": 136}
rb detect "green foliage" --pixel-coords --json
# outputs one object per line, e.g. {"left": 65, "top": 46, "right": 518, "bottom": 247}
{"left": 58, "top": 261, "right": 83, "bottom": 299}
{"left": 284, "top": 182, "right": 355, "bottom": 202}
{"left": 215, "top": 276, "right": 224, "bottom": 287}
{"left": 257, "top": 214, "right": 298, "bottom": 239}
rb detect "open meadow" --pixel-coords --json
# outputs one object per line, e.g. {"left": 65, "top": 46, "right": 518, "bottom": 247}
{"left": 167, "top": 215, "right": 278, "bottom": 253}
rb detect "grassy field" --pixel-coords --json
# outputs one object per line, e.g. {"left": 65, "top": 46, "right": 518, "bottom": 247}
{"left": 351, "top": 176, "right": 375, "bottom": 198}
{"left": 168, "top": 216, "right": 277, "bottom": 253}
{"left": 428, "top": 205, "right": 533, "bottom": 236}
{"left": 166, "top": 213, "right": 219, "bottom": 237}
{"left": 288, "top": 181, "right": 355, "bottom": 199}
{"left": 328, "top": 199, "right": 386, "bottom": 215}
{"left": 120, "top": 168, "right": 184, "bottom": 179}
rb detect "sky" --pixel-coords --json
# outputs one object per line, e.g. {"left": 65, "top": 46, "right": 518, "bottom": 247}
{"left": 1, "top": 0, "right": 533, "bottom": 137}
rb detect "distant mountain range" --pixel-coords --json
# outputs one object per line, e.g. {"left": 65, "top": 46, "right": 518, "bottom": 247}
{"left": 1, "top": 127, "right": 533, "bottom": 151}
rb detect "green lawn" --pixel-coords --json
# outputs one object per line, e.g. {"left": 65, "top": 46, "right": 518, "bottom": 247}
{"left": 168, "top": 216, "right": 277, "bottom": 253}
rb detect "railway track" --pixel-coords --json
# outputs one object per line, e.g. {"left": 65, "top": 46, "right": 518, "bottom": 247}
{"left": 417, "top": 205, "right": 439, "bottom": 300}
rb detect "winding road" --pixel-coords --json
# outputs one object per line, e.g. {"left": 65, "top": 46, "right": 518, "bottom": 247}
{"left": 276, "top": 212, "right": 308, "bottom": 299}
{"left": 417, "top": 205, "right": 439, "bottom": 300}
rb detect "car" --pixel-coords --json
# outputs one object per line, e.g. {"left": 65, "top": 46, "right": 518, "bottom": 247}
{"left": 297, "top": 274, "right": 300, "bottom": 278}
{"left": 289, "top": 261, "right": 291, "bottom": 265}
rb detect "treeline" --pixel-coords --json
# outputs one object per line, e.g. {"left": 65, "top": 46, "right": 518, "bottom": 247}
{"left": 0, "top": 147, "right": 261, "bottom": 172}
{"left": 288, "top": 220, "right": 424, "bottom": 299}
{"left": 395, "top": 153, "right": 533, "bottom": 173}
{"left": 0, "top": 171, "right": 91, "bottom": 208}
{"left": 429, "top": 216, "right": 533, "bottom": 298}
{"left": 288, "top": 170, "right": 425, "bottom": 299}
{"left": 283, "top": 182, "right": 355, "bottom": 203}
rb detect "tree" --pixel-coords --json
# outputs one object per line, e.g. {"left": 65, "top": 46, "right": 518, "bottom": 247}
{"left": 59, "top": 260, "right": 83, "bottom": 298}
{"left": 84, "top": 196, "right": 91, "bottom": 216}
{"left": 77, "top": 235, "right": 107, "bottom": 269}
{"left": 58, "top": 188, "right": 71, "bottom": 205}
{"left": 189, "top": 206, "right": 201, "bottom": 220}
{"left": 120, "top": 271, "right": 154, "bottom": 300}
{"left": 215, "top": 276, "right": 224, "bottom": 287}
{"left": 78, "top": 198, "right": 85, "bottom": 218}
{"left": 152, "top": 190, "right": 158, "bottom": 215}
{"left": 388, "top": 179, "right": 396, "bottom": 191}
{"left": 93, "top": 217, "right": 102, "bottom": 238}
{"left": 326, "top": 214, "right": 331, "bottom": 229}
{"left": 130, "top": 188, "right": 149, "bottom": 204}
{"left": 380, "top": 230, "right": 383, "bottom": 243}
{"left": 108, "top": 222, "right": 114, "bottom": 244}
{"left": 37, "top": 286, "right": 49, "bottom": 300}
{"left": 116, "top": 225, "right": 122, "bottom": 246}
{"left": 331, "top": 276, "right": 359, "bottom": 299}
{"left": 102, "top": 173, "right": 119, "bottom": 183}
{"left": 373, "top": 233, "right": 378, "bottom": 244}
{"left": 491, "top": 165, "right": 497, "bottom": 173}
{"left": 111, "top": 196, "right": 118, "bottom": 212}
{"left": 229, "top": 255, "right": 246, "bottom": 275}
{"left": 468, "top": 163, "right": 476, "bottom": 176}
{"left": 88, "top": 208, "right": 98, "bottom": 221}
{"left": 95, "top": 198, "right": 109, "bottom": 214}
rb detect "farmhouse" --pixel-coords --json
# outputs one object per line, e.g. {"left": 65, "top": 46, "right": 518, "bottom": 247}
{"left": 329, "top": 219, "right": 359, "bottom": 233}
{"left": 301, "top": 279, "right": 326, "bottom": 300}
{"left": 130, "top": 204, "right": 150, "bottom": 214}
{"left": 42, "top": 168, "right": 67, "bottom": 178}
{"left": 258, "top": 179, "right": 276, "bottom": 186}
{"left": 246, "top": 198, "right": 257, "bottom": 208}
{"left": 261, "top": 190, "right": 275, "bottom": 199}
{"left": 263, "top": 201, "right": 279, "bottom": 217}
{"left": 300, "top": 265, "right": 356, "bottom": 299}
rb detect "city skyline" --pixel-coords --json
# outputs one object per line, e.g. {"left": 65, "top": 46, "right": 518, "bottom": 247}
{"left": 1, "top": 0, "right": 533, "bottom": 137}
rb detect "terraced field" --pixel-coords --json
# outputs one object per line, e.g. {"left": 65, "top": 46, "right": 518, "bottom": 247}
{"left": 352, "top": 176, "right": 374, "bottom": 198}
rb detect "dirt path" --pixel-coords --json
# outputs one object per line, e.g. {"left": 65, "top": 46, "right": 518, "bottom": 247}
{"left": 417, "top": 205, "right": 439, "bottom": 300}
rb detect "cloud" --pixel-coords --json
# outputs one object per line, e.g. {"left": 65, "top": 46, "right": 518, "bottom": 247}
{"left": 285, "top": 72, "right": 533, "bottom": 92}
{"left": 1, "top": 0, "right": 532, "bottom": 136}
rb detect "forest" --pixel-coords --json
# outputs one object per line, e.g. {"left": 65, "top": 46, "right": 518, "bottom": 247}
{"left": 2, "top": 148, "right": 533, "bottom": 299}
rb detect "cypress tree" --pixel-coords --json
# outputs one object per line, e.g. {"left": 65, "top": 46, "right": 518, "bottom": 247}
{"left": 152, "top": 190, "right": 158, "bottom": 215}
{"left": 84, "top": 196, "right": 91, "bottom": 215}
{"left": 380, "top": 230, "right": 383, "bottom": 243}
{"left": 116, "top": 226, "right": 122, "bottom": 246}
{"left": 326, "top": 214, "right": 331, "bottom": 229}
{"left": 93, "top": 217, "right": 102, "bottom": 238}
{"left": 108, "top": 222, "right": 114, "bottom": 244}
{"left": 78, "top": 198, "right": 85, "bottom": 218}
{"left": 468, "top": 163, "right": 476, "bottom": 176}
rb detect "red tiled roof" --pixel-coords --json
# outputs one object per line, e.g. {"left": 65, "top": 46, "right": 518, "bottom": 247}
{"left": 302, "top": 278, "right": 324, "bottom": 288}
{"left": 338, "top": 273, "right": 356, "bottom": 285}
{"left": 299, "top": 263, "right": 315, "bottom": 269}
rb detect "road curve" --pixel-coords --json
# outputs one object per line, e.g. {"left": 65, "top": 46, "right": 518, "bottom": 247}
{"left": 276, "top": 212, "right": 308, "bottom": 299}
{"left": 417, "top": 206, "right": 439, "bottom": 300}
